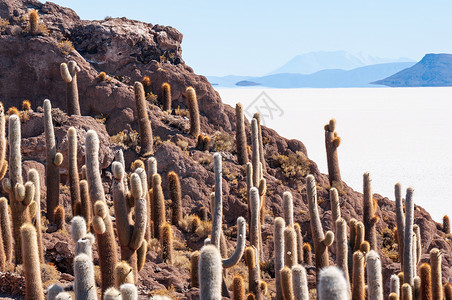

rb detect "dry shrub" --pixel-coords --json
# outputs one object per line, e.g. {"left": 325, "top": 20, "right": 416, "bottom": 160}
{"left": 57, "top": 40, "right": 74, "bottom": 55}
{"left": 110, "top": 130, "right": 139, "bottom": 150}
{"left": 0, "top": 18, "right": 9, "bottom": 33}
{"left": 272, "top": 151, "right": 311, "bottom": 179}
{"left": 212, "top": 131, "right": 234, "bottom": 153}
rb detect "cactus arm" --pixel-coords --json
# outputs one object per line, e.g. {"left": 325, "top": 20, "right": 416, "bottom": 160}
{"left": 251, "top": 118, "right": 260, "bottom": 187}
{"left": 199, "top": 245, "right": 222, "bottom": 300}
{"left": 403, "top": 187, "right": 415, "bottom": 286}
{"left": 112, "top": 162, "right": 132, "bottom": 247}
{"left": 129, "top": 196, "right": 147, "bottom": 250}
{"left": 211, "top": 153, "right": 223, "bottom": 249}
{"left": 222, "top": 217, "right": 246, "bottom": 268}
{"left": 134, "top": 82, "right": 153, "bottom": 155}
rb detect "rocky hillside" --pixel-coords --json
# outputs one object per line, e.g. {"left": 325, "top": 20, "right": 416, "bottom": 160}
{"left": 0, "top": 0, "right": 451, "bottom": 299}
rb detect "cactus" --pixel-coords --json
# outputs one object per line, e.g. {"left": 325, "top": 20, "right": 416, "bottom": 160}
{"left": 363, "top": 172, "right": 378, "bottom": 250}
{"left": 294, "top": 223, "right": 304, "bottom": 265}
{"left": 152, "top": 173, "right": 166, "bottom": 240}
{"left": 186, "top": 87, "right": 201, "bottom": 137}
{"left": 302, "top": 243, "right": 312, "bottom": 266}
{"left": 134, "top": 82, "right": 154, "bottom": 155}
{"left": 54, "top": 205, "right": 65, "bottom": 231}
{"left": 222, "top": 217, "right": 246, "bottom": 268}
{"left": 395, "top": 183, "right": 405, "bottom": 269}
{"left": 60, "top": 61, "right": 81, "bottom": 115}
{"left": 0, "top": 198, "right": 12, "bottom": 264}
{"left": 161, "top": 82, "right": 172, "bottom": 111}
{"left": 232, "top": 274, "right": 245, "bottom": 300}
{"left": 199, "top": 244, "right": 222, "bottom": 300}
{"left": 211, "top": 153, "right": 224, "bottom": 249}
{"left": 28, "top": 9, "right": 39, "bottom": 36}
{"left": 0, "top": 103, "right": 7, "bottom": 181}
{"left": 318, "top": 266, "right": 349, "bottom": 300}
{"left": 413, "top": 224, "right": 422, "bottom": 265}
{"left": 134, "top": 167, "right": 151, "bottom": 247}
{"left": 104, "top": 288, "right": 121, "bottom": 300}
{"left": 430, "top": 248, "right": 443, "bottom": 300}
{"left": 366, "top": 250, "right": 383, "bottom": 300}
{"left": 245, "top": 246, "right": 261, "bottom": 300}
{"left": 330, "top": 188, "right": 341, "bottom": 232}
{"left": 43, "top": 100, "right": 63, "bottom": 223}
{"left": 235, "top": 103, "right": 249, "bottom": 165}
{"left": 292, "top": 265, "right": 309, "bottom": 300}
{"left": 306, "top": 174, "right": 334, "bottom": 273}
{"left": 359, "top": 241, "right": 370, "bottom": 254}
{"left": 3, "top": 114, "right": 35, "bottom": 264}
{"left": 115, "top": 261, "right": 134, "bottom": 288}
{"left": 349, "top": 218, "right": 358, "bottom": 252}
{"left": 190, "top": 251, "right": 200, "bottom": 288}
{"left": 390, "top": 274, "right": 400, "bottom": 296}
{"left": 28, "top": 169, "right": 44, "bottom": 262}
{"left": 161, "top": 222, "right": 173, "bottom": 264}
{"left": 168, "top": 171, "right": 182, "bottom": 225}
{"left": 335, "top": 218, "right": 349, "bottom": 285}
{"left": 445, "top": 283, "right": 452, "bottom": 300}
{"left": 403, "top": 187, "right": 414, "bottom": 287}
{"left": 419, "top": 263, "right": 432, "bottom": 300}
{"left": 47, "top": 284, "right": 64, "bottom": 300}
{"left": 274, "top": 217, "right": 285, "bottom": 300}
{"left": 249, "top": 187, "right": 261, "bottom": 269}
{"left": 389, "top": 293, "right": 399, "bottom": 300}
{"left": 414, "top": 276, "right": 421, "bottom": 300}
{"left": 120, "top": 283, "right": 138, "bottom": 300}
{"left": 79, "top": 180, "right": 91, "bottom": 229}
{"left": 112, "top": 163, "right": 147, "bottom": 280}
{"left": 354, "top": 221, "right": 365, "bottom": 252}
{"left": 68, "top": 127, "right": 81, "bottom": 214}
{"left": 252, "top": 113, "right": 266, "bottom": 174}
{"left": 324, "top": 118, "right": 342, "bottom": 188}
{"left": 443, "top": 215, "right": 450, "bottom": 234}
{"left": 21, "top": 223, "right": 44, "bottom": 300}
{"left": 146, "top": 157, "right": 158, "bottom": 187}
{"left": 74, "top": 253, "right": 97, "bottom": 300}
{"left": 352, "top": 251, "right": 365, "bottom": 300}
{"left": 283, "top": 191, "right": 294, "bottom": 228}
{"left": 284, "top": 226, "right": 297, "bottom": 268}
{"left": 401, "top": 284, "right": 412, "bottom": 300}
{"left": 280, "top": 266, "right": 294, "bottom": 300}
{"left": 251, "top": 119, "right": 260, "bottom": 187}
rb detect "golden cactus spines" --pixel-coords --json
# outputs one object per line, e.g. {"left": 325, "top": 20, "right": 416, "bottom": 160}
{"left": 186, "top": 86, "right": 200, "bottom": 137}
{"left": 161, "top": 82, "right": 172, "bottom": 111}
{"left": 21, "top": 223, "right": 44, "bottom": 300}
{"left": 232, "top": 274, "right": 245, "bottom": 300}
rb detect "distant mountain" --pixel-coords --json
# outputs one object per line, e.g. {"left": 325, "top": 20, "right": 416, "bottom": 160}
{"left": 208, "top": 62, "right": 415, "bottom": 88}
{"left": 373, "top": 54, "right": 452, "bottom": 87}
{"left": 268, "top": 51, "right": 414, "bottom": 75}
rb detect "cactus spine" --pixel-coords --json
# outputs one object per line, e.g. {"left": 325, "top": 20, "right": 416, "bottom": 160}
{"left": 284, "top": 226, "right": 297, "bottom": 268}
{"left": 306, "top": 174, "right": 334, "bottom": 273}
{"left": 161, "top": 82, "right": 172, "bottom": 111}
{"left": 403, "top": 187, "right": 414, "bottom": 287}
{"left": 152, "top": 173, "right": 165, "bottom": 240}
{"left": 352, "top": 251, "right": 365, "bottom": 300}
{"left": 44, "top": 99, "right": 63, "bottom": 223}
{"left": 74, "top": 253, "right": 97, "bottom": 300}
{"left": 235, "top": 103, "right": 249, "bottom": 165}
{"left": 274, "top": 217, "right": 285, "bottom": 300}
{"left": 366, "top": 250, "right": 383, "bottom": 300}
{"left": 0, "top": 198, "right": 12, "bottom": 265}
{"left": 115, "top": 261, "right": 134, "bottom": 288}
{"left": 60, "top": 61, "right": 81, "bottom": 115}
{"left": 79, "top": 180, "right": 91, "bottom": 229}
{"left": 324, "top": 118, "right": 342, "bottom": 188}
{"left": 363, "top": 172, "right": 378, "bottom": 250}
{"left": 21, "top": 223, "right": 44, "bottom": 300}
{"left": 233, "top": 274, "right": 245, "bottom": 300}
{"left": 401, "top": 283, "right": 413, "bottom": 300}
{"left": 161, "top": 222, "right": 173, "bottom": 264}
{"left": 54, "top": 205, "right": 65, "bottom": 231}
{"left": 134, "top": 82, "right": 154, "bottom": 155}
{"left": 318, "top": 266, "right": 349, "bottom": 300}
{"left": 245, "top": 246, "right": 261, "bottom": 300}
{"left": 430, "top": 248, "right": 443, "bottom": 300}
{"left": 168, "top": 171, "right": 182, "bottom": 225}
{"left": 302, "top": 243, "right": 312, "bottom": 266}
{"left": 199, "top": 245, "right": 222, "bottom": 300}
{"left": 443, "top": 215, "right": 450, "bottom": 234}
{"left": 330, "top": 188, "right": 341, "bottom": 232}
{"left": 390, "top": 274, "right": 400, "bottom": 297}
{"left": 280, "top": 266, "right": 294, "bottom": 300}
{"left": 292, "top": 265, "right": 309, "bottom": 300}
{"left": 419, "top": 263, "right": 432, "bottom": 300}
{"left": 395, "top": 183, "right": 405, "bottom": 269}
{"left": 186, "top": 87, "right": 200, "bottom": 137}
{"left": 283, "top": 191, "right": 294, "bottom": 228}
{"left": 68, "top": 127, "right": 81, "bottom": 214}
{"left": 190, "top": 251, "right": 200, "bottom": 288}
{"left": 336, "top": 218, "right": 349, "bottom": 285}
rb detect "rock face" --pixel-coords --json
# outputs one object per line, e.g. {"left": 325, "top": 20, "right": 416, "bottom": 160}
{"left": 373, "top": 53, "right": 452, "bottom": 87}
{"left": 0, "top": 0, "right": 451, "bottom": 299}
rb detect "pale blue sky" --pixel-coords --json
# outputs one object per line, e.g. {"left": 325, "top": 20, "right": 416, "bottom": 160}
{"left": 48, "top": 0, "right": 452, "bottom": 76}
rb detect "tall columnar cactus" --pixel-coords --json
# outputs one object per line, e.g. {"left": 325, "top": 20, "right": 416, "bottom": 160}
{"left": 190, "top": 251, "right": 200, "bottom": 288}
{"left": 318, "top": 266, "right": 349, "bottom": 300}
{"left": 161, "top": 222, "right": 174, "bottom": 264}
{"left": 134, "top": 167, "right": 151, "bottom": 245}
{"left": 74, "top": 253, "right": 97, "bottom": 300}
{"left": 211, "top": 153, "right": 223, "bottom": 249}
{"left": 306, "top": 174, "right": 334, "bottom": 273}
{"left": 280, "top": 266, "right": 294, "bottom": 300}
{"left": 388, "top": 293, "right": 399, "bottom": 300}
{"left": 249, "top": 187, "right": 261, "bottom": 264}
{"left": 3, "top": 114, "right": 35, "bottom": 265}
{"left": 252, "top": 113, "right": 266, "bottom": 174}
{"left": 251, "top": 118, "right": 260, "bottom": 187}
{"left": 352, "top": 251, "right": 365, "bottom": 300}
{"left": 134, "top": 82, "right": 154, "bottom": 155}
{"left": 283, "top": 191, "right": 294, "bottom": 228}
{"left": 161, "top": 82, "right": 172, "bottom": 111}
{"left": 363, "top": 172, "right": 378, "bottom": 250}
{"left": 54, "top": 205, "right": 65, "bottom": 231}
{"left": 68, "top": 127, "right": 81, "bottom": 214}
{"left": 222, "top": 217, "right": 246, "bottom": 268}
{"left": 28, "top": 10, "right": 39, "bottom": 36}
{"left": 146, "top": 157, "right": 158, "bottom": 187}
{"left": 403, "top": 187, "right": 414, "bottom": 287}
{"left": 112, "top": 163, "right": 147, "bottom": 280}
{"left": 284, "top": 226, "right": 297, "bottom": 268}
{"left": 274, "top": 217, "right": 285, "bottom": 300}
{"left": 349, "top": 218, "right": 358, "bottom": 252}
{"left": 445, "top": 283, "right": 452, "bottom": 300}
{"left": 44, "top": 99, "right": 63, "bottom": 223}
{"left": 366, "top": 250, "right": 383, "bottom": 300}
{"left": 292, "top": 265, "right": 309, "bottom": 300}
{"left": 79, "top": 180, "right": 91, "bottom": 229}
{"left": 419, "top": 263, "right": 432, "bottom": 300}
{"left": 330, "top": 188, "right": 341, "bottom": 232}
{"left": 354, "top": 222, "right": 365, "bottom": 252}
{"left": 199, "top": 245, "right": 222, "bottom": 300}
{"left": 0, "top": 103, "right": 7, "bottom": 181}
{"left": 233, "top": 275, "right": 245, "bottom": 300}
{"left": 235, "top": 103, "right": 249, "bottom": 165}
{"left": 302, "top": 243, "right": 312, "bottom": 266}
{"left": 28, "top": 169, "right": 44, "bottom": 263}
{"left": 395, "top": 183, "right": 405, "bottom": 269}
{"left": 47, "top": 284, "right": 64, "bottom": 300}
{"left": 413, "top": 225, "right": 422, "bottom": 265}
{"left": 324, "top": 118, "right": 342, "bottom": 188}
{"left": 60, "top": 61, "right": 81, "bottom": 115}
{"left": 443, "top": 215, "right": 450, "bottom": 234}
{"left": 294, "top": 223, "right": 304, "bottom": 265}
{"left": 245, "top": 246, "right": 261, "bottom": 300}
{"left": 115, "top": 261, "right": 134, "bottom": 288}
{"left": 20, "top": 223, "right": 44, "bottom": 300}
{"left": 186, "top": 86, "right": 201, "bottom": 138}
{"left": 390, "top": 274, "right": 400, "bottom": 297}
{"left": 401, "top": 283, "right": 412, "bottom": 300}
{"left": 0, "top": 198, "right": 12, "bottom": 265}
{"left": 336, "top": 218, "right": 349, "bottom": 285}
{"left": 430, "top": 248, "right": 442, "bottom": 300}
{"left": 168, "top": 171, "right": 182, "bottom": 225}
{"left": 152, "top": 173, "right": 166, "bottom": 240}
